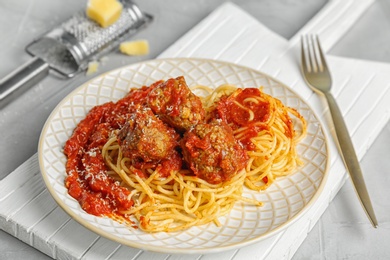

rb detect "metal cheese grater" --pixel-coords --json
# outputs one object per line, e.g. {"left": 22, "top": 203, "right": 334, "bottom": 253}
{"left": 0, "top": 0, "right": 152, "bottom": 107}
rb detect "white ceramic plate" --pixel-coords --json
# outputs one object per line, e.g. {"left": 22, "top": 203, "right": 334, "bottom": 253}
{"left": 38, "top": 58, "right": 329, "bottom": 254}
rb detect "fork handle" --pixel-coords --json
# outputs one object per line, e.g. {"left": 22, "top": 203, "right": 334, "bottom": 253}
{"left": 324, "top": 92, "right": 378, "bottom": 227}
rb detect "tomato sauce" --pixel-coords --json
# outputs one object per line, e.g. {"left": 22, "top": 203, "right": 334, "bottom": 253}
{"left": 212, "top": 88, "right": 271, "bottom": 150}
{"left": 63, "top": 81, "right": 287, "bottom": 220}
{"left": 63, "top": 88, "right": 153, "bottom": 219}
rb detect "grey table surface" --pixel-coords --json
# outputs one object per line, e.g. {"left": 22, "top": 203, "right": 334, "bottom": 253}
{"left": 1, "top": 0, "right": 390, "bottom": 259}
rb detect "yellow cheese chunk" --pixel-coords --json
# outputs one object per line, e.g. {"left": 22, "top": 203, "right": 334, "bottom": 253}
{"left": 119, "top": 40, "right": 150, "bottom": 56}
{"left": 86, "top": 61, "right": 99, "bottom": 75}
{"left": 86, "top": 0, "right": 123, "bottom": 28}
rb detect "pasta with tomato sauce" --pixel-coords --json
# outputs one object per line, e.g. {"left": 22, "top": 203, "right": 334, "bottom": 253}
{"left": 195, "top": 84, "right": 307, "bottom": 191}
{"left": 63, "top": 76, "right": 306, "bottom": 232}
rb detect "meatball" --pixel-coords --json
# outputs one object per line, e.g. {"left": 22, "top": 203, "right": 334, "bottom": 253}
{"left": 180, "top": 119, "right": 249, "bottom": 184}
{"left": 117, "top": 106, "right": 179, "bottom": 163}
{"left": 147, "top": 76, "right": 205, "bottom": 132}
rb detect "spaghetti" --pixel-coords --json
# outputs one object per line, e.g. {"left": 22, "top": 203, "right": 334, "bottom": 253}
{"left": 103, "top": 135, "right": 254, "bottom": 232}
{"left": 63, "top": 76, "right": 306, "bottom": 232}
{"left": 195, "top": 84, "right": 307, "bottom": 191}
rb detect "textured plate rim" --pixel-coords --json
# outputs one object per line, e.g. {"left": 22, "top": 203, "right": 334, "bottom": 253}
{"left": 38, "top": 57, "right": 330, "bottom": 254}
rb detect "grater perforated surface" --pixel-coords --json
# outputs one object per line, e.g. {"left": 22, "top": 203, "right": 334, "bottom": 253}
{"left": 26, "top": 1, "right": 150, "bottom": 77}
{"left": 62, "top": 4, "right": 142, "bottom": 56}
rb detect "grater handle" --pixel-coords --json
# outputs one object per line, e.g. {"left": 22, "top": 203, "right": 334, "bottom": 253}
{"left": 0, "top": 56, "right": 49, "bottom": 108}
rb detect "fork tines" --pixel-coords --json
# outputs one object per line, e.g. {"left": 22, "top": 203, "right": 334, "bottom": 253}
{"left": 301, "top": 34, "right": 327, "bottom": 73}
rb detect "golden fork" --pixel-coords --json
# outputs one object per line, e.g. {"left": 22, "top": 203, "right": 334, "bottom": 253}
{"left": 300, "top": 34, "right": 378, "bottom": 228}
